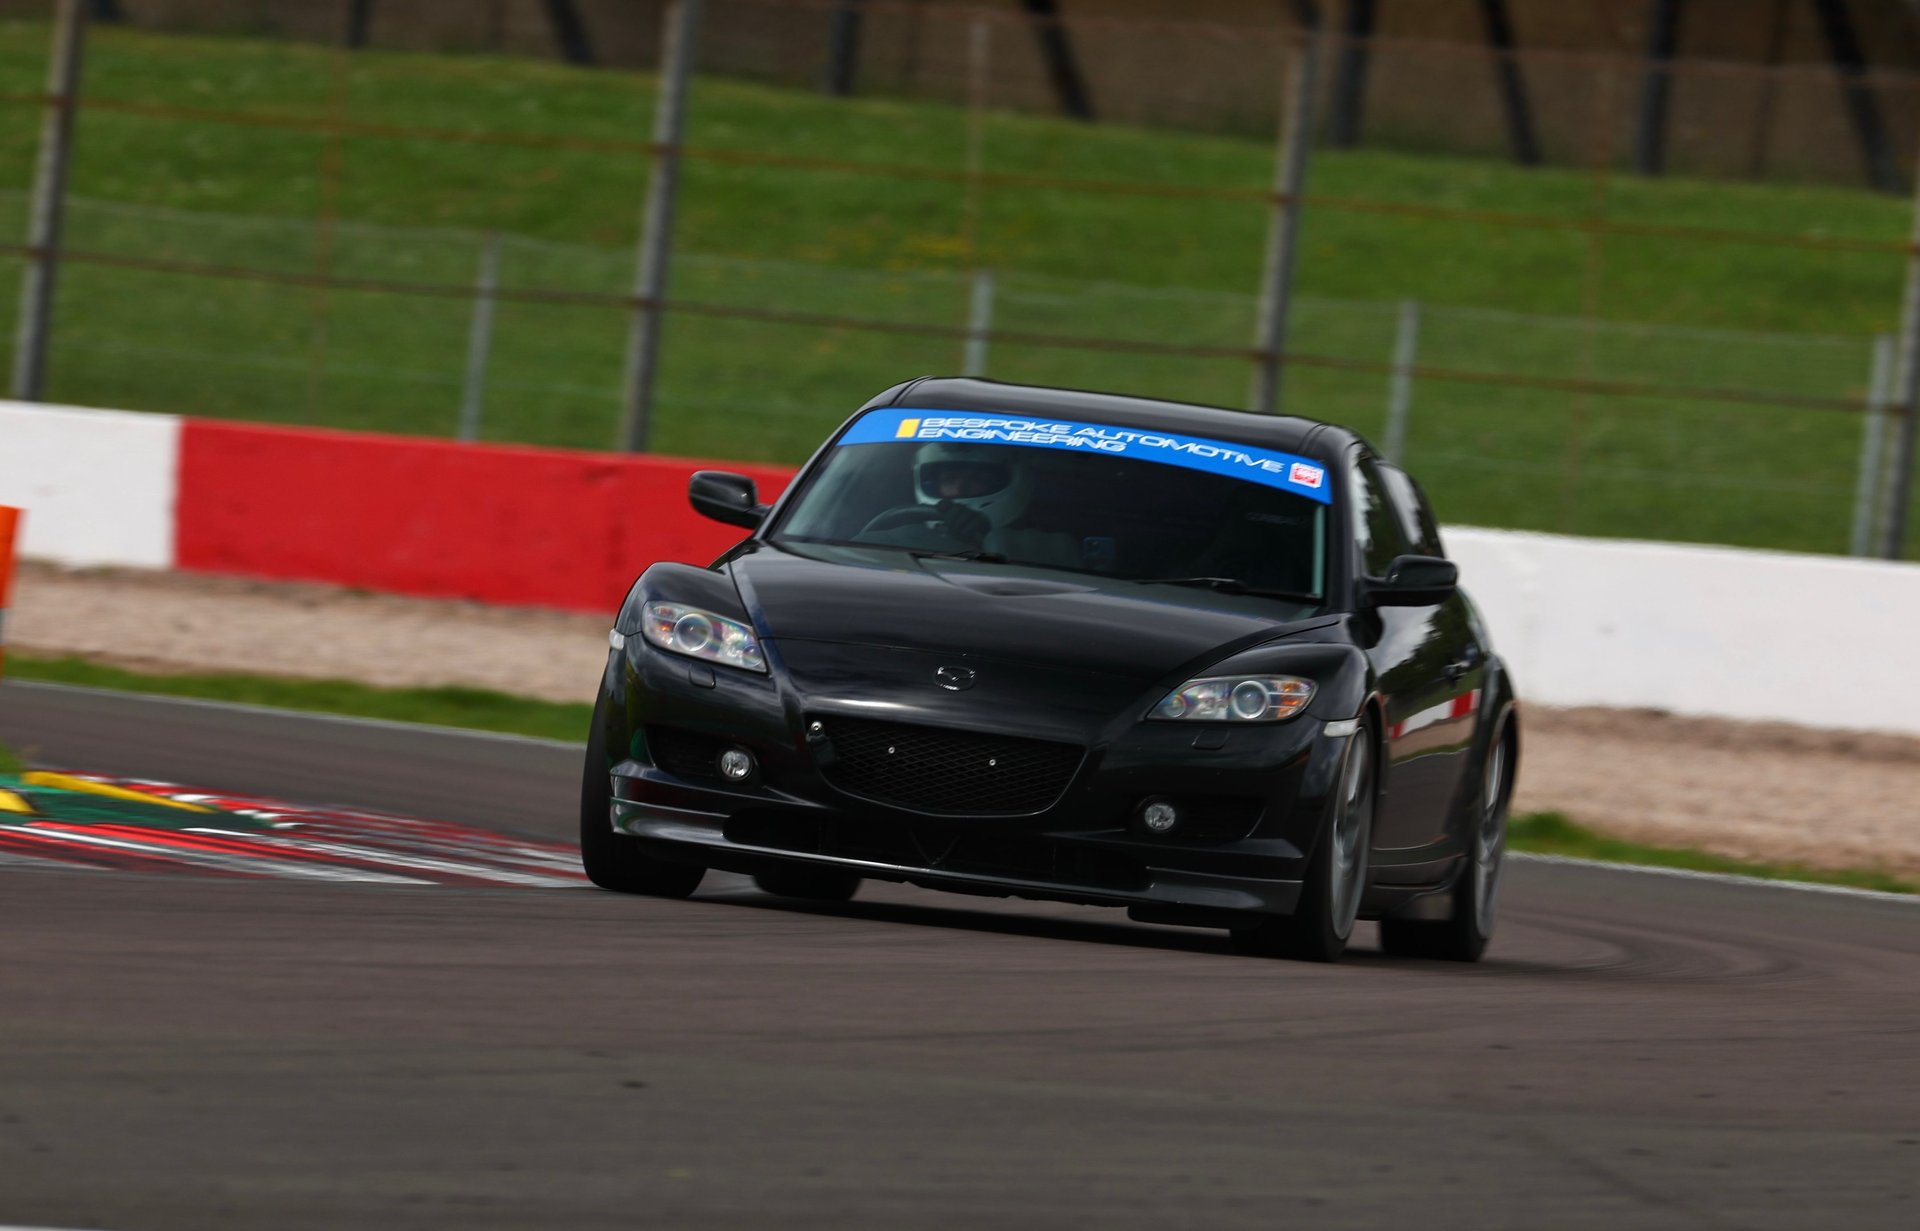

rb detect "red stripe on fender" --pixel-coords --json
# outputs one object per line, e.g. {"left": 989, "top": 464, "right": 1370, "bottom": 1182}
{"left": 175, "top": 420, "right": 795, "bottom": 612}
{"left": 1450, "top": 689, "right": 1481, "bottom": 720}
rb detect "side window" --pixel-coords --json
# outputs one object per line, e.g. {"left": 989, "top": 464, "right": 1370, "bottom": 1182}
{"left": 1348, "top": 452, "right": 1409, "bottom": 579}
{"left": 1379, "top": 464, "right": 1444, "bottom": 558}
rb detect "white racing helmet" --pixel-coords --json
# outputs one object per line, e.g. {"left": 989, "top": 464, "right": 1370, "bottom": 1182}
{"left": 912, "top": 442, "right": 1033, "bottom": 532}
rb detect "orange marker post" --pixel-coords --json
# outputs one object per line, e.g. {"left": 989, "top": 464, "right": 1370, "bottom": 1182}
{"left": 0, "top": 506, "right": 20, "bottom": 680}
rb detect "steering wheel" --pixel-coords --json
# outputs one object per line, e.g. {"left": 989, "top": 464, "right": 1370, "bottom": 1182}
{"left": 860, "top": 505, "right": 950, "bottom": 535}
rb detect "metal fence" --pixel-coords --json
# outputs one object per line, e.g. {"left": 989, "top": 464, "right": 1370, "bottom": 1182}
{"left": 2, "top": 0, "right": 1917, "bottom": 560}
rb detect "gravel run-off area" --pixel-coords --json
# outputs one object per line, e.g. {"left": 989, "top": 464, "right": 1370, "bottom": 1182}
{"left": 8, "top": 562, "right": 1918, "bottom": 879}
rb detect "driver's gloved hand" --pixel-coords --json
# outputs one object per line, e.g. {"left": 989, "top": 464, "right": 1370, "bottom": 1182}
{"left": 937, "top": 499, "right": 989, "bottom": 546}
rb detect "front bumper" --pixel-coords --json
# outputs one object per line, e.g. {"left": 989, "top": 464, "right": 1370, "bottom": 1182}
{"left": 600, "top": 644, "right": 1357, "bottom": 920}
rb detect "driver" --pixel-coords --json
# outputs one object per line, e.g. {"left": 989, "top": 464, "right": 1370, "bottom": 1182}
{"left": 917, "top": 443, "right": 1080, "bottom": 567}
{"left": 913, "top": 443, "right": 1030, "bottom": 541}
{"left": 861, "top": 443, "right": 1079, "bottom": 568}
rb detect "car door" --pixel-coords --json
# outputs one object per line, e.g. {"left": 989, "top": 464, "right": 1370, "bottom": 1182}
{"left": 1350, "top": 452, "right": 1479, "bottom": 854}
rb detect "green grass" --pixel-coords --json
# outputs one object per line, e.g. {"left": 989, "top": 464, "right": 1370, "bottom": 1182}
{"left": 1510, "top": 811, "right": 1915, "bottom": 896}
{"left": 6, "top": 654, "right": 593, "bottom": 744}
{"left": 0, "top": 22, "right": 1912, "bottom": 554}
{"left": 7, "top": 654, "right": 1912, "bottom": 893}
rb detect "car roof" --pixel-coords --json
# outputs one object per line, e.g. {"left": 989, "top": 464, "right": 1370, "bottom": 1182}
{"left": 874, "top": 377, "right": 1364, "bottom": 461}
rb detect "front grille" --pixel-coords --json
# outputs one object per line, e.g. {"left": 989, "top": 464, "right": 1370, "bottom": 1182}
{"left": 646, "top": 726, "right": 731, "bottom": 783}
{"left": 724, "top": 812, "right": 1146, "bottom": 892}
{"left": 816, "top": 717, "right": 1083, "bottom": 816}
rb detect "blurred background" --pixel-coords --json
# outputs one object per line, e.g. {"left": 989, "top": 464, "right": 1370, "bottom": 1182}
{"left": 1, "top": 0, "right": 1917, "bottom": 558}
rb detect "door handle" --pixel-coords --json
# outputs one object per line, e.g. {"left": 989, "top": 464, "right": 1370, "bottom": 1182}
{"left": 1443, "top": 655, "right": 1478, "bottom": 681}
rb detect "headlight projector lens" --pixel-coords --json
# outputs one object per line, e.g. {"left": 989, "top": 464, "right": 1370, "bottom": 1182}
{"left": 1229, "top": 680, "right": 1270, "bottom": 720}
{"left": 672, "top": 612, "right": 715, "bottom": 653}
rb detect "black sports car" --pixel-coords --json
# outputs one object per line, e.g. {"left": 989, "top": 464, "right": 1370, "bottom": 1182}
{"left": 582, "top": 378, "right": 1519, "bottom": 962}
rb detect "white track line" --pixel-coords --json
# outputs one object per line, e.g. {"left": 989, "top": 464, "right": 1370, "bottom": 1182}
{"left": 3, "top": 679, "right": 580, "bottom": 749}
{"left": 1510, "top": 851, "right": 1918, "bottom": 904}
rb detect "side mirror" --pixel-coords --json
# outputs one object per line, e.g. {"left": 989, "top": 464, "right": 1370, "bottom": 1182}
{"left": 1364, "top": 554, "right": 1457, "bottom": 607}
{"left": 689, "top": 470, "right": 769, "bottom": 530}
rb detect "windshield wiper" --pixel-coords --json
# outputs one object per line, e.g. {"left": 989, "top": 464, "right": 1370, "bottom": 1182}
{"left": 1139, "top": 576, "right": 1319, "bottom": 604}
{"left": 910, "top": 548, "right": 1010, "bottom": 564}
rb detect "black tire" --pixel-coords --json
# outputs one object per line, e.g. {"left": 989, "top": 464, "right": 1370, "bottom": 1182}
{"left": 1379, "top": 722, "right": 1512, "bottom": 962}
{"left": 752, "top": 865, "right": 862, "bottom": 902}
{"left": 579, "top": 693, "right": 705, "bottom": 898}
{"left": 1230, "top": 720, "right": 1377, "bottom": 963}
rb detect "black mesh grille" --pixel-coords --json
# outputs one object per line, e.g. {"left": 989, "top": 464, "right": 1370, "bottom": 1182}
{"left": 646, "top": 727, "right": 730, "bottom": 783}
{"left": 816, "top": 717, "right": 1083, "bottom": 816}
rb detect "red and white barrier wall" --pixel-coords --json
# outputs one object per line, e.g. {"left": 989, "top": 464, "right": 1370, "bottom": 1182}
{"left": 4, "top": 397, "right": 1919, "bottom": 734}
{"left": 0, "top": 399, "right": 793, "bottom": 612}
{"left": 176, "top": 419, "right": 794, "bottom": 611}
{"left": 0, "top": 502, "right": 20, "bottom": 677}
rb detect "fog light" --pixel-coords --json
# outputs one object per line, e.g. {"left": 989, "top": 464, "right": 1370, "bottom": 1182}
{"left": 718, "top": 747, "right": 756, "bottom": 783}
{"left": 1139, "top": 798, "right": 1180, "bottom": 834}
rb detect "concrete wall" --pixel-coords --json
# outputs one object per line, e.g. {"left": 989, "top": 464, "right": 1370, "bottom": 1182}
{"left": 0, "top": 401, "right": 180, "bottom": 570}
{"left": 1448, "top": 527, "right": 1920, "bottom": 734}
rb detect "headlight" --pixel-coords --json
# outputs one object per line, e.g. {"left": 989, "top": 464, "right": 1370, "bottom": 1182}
{"left": 1151, "top": 675, "right": 1314, "bottom": 722}
{"left": 639, "top": 602, "right": 767, "bottom": 674}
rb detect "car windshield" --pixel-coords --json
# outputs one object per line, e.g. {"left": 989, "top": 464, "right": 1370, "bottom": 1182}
{"left": 772, "top": 409, "right": 1331, "bottom": 602}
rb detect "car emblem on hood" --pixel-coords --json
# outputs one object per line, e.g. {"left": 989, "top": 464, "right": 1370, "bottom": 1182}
{"left": 934, "top": 666, "right": 976, "bottom": 691}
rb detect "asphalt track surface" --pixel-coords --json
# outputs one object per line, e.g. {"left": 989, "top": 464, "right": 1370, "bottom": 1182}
{"left": 2, "top": 680, "right": 1917, "bottom": 1230}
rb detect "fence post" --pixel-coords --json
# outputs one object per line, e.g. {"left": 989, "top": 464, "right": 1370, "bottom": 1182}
{"left": 963, "top": 269, "right": 995, "bottom": 378}
{"left": 1882, "top": 153, "right": 1920, "bottom": 559}
{"left": 822, "top": 0, "right": 864, "bottom": 96}
{"left": 1382, "top": 298, "right": 1419, "bottom": 462}
{"left": 11, "top": 0, "right": 86, "bottom": 403}
{"left": 1250, "top": 36, "right": 1320, "bottom": 415}
{"left": 618, "top": 0, "right": 702, "bottom": 454}
{"left": 1850, "top": 334, "right": 1892, "bottom": 557}
{"left": 961, "top": 16, "right": 991, "bottom": 309}
{"left": 457, "top": 232, "right": 501, "bottom": 443}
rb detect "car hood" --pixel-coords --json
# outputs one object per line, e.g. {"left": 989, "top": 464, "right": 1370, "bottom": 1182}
{"left": 729, "top": 540, "right": 1331, "bottom": 684}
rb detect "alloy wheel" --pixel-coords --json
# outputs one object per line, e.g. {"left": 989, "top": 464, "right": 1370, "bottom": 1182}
{"left": 1329, "top": 738, "right": 1372, "bottom": 939}
{"left": 1473, "top": 735, "right": 1507, "bottom": 937}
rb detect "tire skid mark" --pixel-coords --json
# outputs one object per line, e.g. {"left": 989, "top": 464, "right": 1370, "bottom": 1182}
{"left": 0, "top": 771, "right": 586, "bottom": 888}
{"left": 1499, "top": 906, "right": 1817, "bottom": 987}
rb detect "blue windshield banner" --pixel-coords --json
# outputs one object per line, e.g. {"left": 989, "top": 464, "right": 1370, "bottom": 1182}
{"left": 838, "top": 407, "right": 1333, "bottom": 504}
